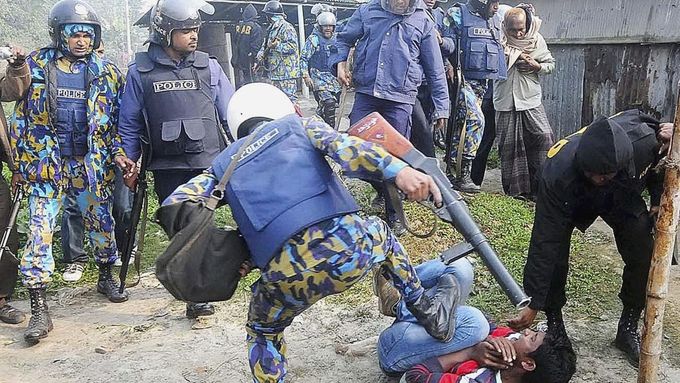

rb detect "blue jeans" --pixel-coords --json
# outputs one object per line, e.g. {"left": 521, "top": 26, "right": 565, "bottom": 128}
{"left": 61, "top": 167, "right": 133, "bottom": 263}
{"left": 378, "top": 258, "right": 489, "bottom": 374}
{"left": 350, "top": 92, "right": 414, "bottom": 221}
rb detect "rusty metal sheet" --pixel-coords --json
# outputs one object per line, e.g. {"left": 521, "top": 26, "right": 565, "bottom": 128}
{"left": 540, "top": 44, "right": 680, "bottom": 139}
{"left": 539, "top": 46, "right": 585, "bottom": 138}
{"left": 526, "top": 0, "right": 680, "bottom": 44}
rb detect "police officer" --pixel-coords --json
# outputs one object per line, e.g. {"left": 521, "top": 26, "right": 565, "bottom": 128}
{"left": 255, "top": 0, "right": 300, "bottom": 102}
{"left": 410, "top": 0, "right": 456, "bottom": 157}
{"left": 0, "top": 45, "right": 29, "bottom": 326}
{"left": 116, "top": 0, "right": 235, "bottom": 320}
{"left": 232, "top": 4, "right": 264, "bottom": 88}
{"left": 300, "top": 11, "right": 342, "bottom": 127}
{"left": 162, "top": 83, "right": 460, "bottom": 382}
{"left": 10, "top": 0, "right": 127, "bottom": 344}
{"left": 333, "top": 0, "right": 449, "bottom": 235}
{"left": 442, "top": 0, "right": 507, "bottom": 192}
{"left": 508, "top": 110, "right": 673, "bottom": 367}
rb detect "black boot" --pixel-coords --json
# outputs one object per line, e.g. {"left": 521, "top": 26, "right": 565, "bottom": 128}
{"left": 97, "top": 263, "right": 129, "bottom": 303}
{"left": 0, "top": 297, "right": 26, "bottom": 324}
{"left": 453, "top": 160, "right": 481, "bottom": 193}
{"left": 406, "top": 274, "right": 460, "bottom": 342}
{"left": 24, "top": 288, "right": 53, "bottom": 344}
{"left": 615, "top": 306, "right": 642, "bottom": 367}
{"left": 546, "top": 309, "right": 569, "bottom": 339}
{"left": 186, "top": 302, "right": 215, "bottom": 319}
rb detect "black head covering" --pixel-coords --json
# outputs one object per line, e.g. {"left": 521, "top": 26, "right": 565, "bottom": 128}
{"left": 575, "top": 117, "right": 635, "bottom": 176}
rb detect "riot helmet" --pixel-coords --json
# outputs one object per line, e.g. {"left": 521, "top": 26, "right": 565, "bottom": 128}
{"left": 467, "top": 0, "right": 500, "bottom": 19}
{"left": 263, "top": 1, "right": 285, "bottom": 16}
{"left": 150, "top": 0, "right": 215, "bottom": 47}
{"left": 48, "top": 0, "right": 102, "bottom": 50}
{"left": 380, "top": 0, "right": 418, "bottom": 16}
{"left": 226, "top": 83, "right": 296, "bottom": 139}
{"left": 316, "top": 12, "right": 336, "bottom": 27}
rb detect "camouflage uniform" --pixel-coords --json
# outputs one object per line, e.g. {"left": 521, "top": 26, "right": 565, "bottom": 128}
{"left": 10, "top": 51, "right": 124, "bottom": 288}
{"left": 257, "top": 15, "right": 300, "bottom": 101}
{"left": 442, "top": 6, "right": 490, "bottom": 161}
{"left": 165, "top": 118, "right": 425, "bottom": 382}
{"left": 300, "top": 31, "right": 342, "bottom": 104}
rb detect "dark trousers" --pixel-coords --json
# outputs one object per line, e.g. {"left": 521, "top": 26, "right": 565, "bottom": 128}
{"left": 152, "top": 169, "right": 205, "bottom": 204}
{"left": 410, "top": 85, "right": 435, "bottom": 158}
{"left": 545, "top": 194, "right": 654, "bottom": 312}
{"left": 61, "top": 167, "right": 134, "bottom": 263}
{"left": 471, "top": 97, "right": 496, "bottom": 186}
{"left": 0, "top": 166, "right": 18, "bottom": 297}
{"left": 349, "top": 92, "right": 414, "bottom": 220}
{"left": 236, "top": 68, "right": 255, "bottom": 89}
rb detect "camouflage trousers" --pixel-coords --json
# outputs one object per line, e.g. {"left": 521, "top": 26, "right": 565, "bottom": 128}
{"left": 20, "top": 157, "right": 117, "bottom": 288}
{"left": 450, "top": 79, "right": 488, "bottom": 160}
{"left": 271, "top": 79, "right": 298, "bottom": 102}
{"left": 246, "top": 213, "right": 423, "bottom": 382}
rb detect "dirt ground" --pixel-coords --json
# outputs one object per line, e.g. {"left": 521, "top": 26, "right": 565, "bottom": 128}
{"left": 2, "top": 96, "right": 679, "bottom": 382}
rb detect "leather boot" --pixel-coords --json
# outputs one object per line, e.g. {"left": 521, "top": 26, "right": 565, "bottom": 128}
{"left": 615, "top": 306, "right": 642, "bottom": 367}
{"left": 0, "top": 297, "right": 26, "bottom": 324}
{"left": 546, "top": 309, "right": 569, "bottom": 339}
{"left": 372, "top": 267, "right": 400, "bottom": 317}
{"left": 97, "top": 263, "right": 129, "bottom": 303}
{"left": 453, "top": 160, "right": 481, "bottom": 193}
{"left": 186, "top": 302, "right": 215, "bottom": 319}
{"left": 406, "top": 274, "right": 460, "bottom": 342}
{"left": 24, "top": 288, "right": 52, "bottom": 344}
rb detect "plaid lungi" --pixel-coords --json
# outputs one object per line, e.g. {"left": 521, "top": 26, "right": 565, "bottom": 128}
{"left": 497, "top": 105, "right": 554, "bottom": 199}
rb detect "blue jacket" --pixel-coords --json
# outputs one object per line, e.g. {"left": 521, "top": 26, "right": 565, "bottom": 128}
{"left": 211, "top": 114, "right": 359, "bottom": 268}
{"left": 332, "top": 0, "right": 449, "bottom": 119}
{"left": 118, "top": 44, "right": 234, "bottom": 162}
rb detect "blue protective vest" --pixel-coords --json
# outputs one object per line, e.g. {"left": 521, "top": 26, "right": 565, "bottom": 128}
{"left": 211, "top": 114, "right": 360, "bottom": 268}
{"left": 459, "top": 3, "right": 507, "bottom": 81}
{"left": 54, "top": 69, "right": 88, "bottom": 157}
{"left": 136, "top": 50, "right": 223, "bottom": 171}
{"left": 308, "top": 32, "right": 338, "bottom": 73}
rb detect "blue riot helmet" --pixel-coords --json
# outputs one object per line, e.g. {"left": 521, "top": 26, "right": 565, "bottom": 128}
{"left": 380, "top": 0, "right": 418, "bottom": 15}
{"left": 150, "top": 0, "right": 215, "bottom": 47}
{"left": 48, "top": 0, "right": 102, "bottom": 50}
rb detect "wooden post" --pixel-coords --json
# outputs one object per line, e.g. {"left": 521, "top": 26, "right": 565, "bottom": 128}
{"left": 638, "top": 92, "right": 680, "bottom": 383}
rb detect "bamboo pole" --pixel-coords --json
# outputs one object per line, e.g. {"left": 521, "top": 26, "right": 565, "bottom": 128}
{"left": 638, "top": 90, "right": 680, "bottom": 383}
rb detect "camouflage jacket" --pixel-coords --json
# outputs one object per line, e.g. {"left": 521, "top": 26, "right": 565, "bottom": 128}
{"left": 10, "top": 48, "right": 125, "bottom": 199}
{"left": 257, "top": 16, "right": 300, "bottom": 80}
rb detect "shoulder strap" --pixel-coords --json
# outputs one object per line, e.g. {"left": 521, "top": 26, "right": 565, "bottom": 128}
{"left": 206, "top": 123, "right": 268, "bottom": 210}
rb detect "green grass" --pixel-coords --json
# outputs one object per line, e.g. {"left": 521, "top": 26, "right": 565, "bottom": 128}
{"left": 6, "top": 169, "right": 621, "bottom": 322}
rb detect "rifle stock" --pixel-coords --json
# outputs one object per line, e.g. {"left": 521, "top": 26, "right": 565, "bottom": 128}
{"left": 348, "top": 112, "right": 531, "bottom": 310}
{"left": 118, "top": 148, "right": 149, "bottom": 294}
{"left": 0, "top": 188, "right": 23, "bottom": 264}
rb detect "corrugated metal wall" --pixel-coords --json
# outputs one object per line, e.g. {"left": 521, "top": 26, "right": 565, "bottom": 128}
{"left": 540, "top": 44, "right": 680, "bottom": 138}
{"left": 528, "top": 0, "right": 680, "bottom": 44}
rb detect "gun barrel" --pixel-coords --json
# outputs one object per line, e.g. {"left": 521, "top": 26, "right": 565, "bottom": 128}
{"left": 433, "top": 176, "right": 531, "bottom": 310}
{"left": 0, "top": 189, "right": 24, "bottom": 263}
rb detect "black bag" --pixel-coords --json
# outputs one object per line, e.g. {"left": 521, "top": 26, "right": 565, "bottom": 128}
{"left": 155, "top": 126, "right": 263, "bottom": 303}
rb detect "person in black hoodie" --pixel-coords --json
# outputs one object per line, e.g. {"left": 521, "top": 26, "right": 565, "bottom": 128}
{"left": 232, "top": 4, "right": 264, "bottom": 88}
{"left": 507, "top": 109, "right": 674, "bottom": 367}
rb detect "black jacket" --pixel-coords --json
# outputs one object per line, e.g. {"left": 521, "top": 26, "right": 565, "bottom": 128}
{"left": 523, "top": 109, "right": 664, "bottom": 310}
{"left": 232, "top": 4, "right": 264, "bottom": 69}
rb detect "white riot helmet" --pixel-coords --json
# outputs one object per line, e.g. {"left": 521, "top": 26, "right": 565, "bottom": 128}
{"left": 226, "top": 83, "right": 297, "bottom": 139}
{"left": 316, "top": 11, "right": 336, "bottom": 27}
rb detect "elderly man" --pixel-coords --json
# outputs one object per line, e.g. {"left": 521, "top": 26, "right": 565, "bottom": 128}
{"left": 494, "top": 5, "right": 555, "bottom": 200}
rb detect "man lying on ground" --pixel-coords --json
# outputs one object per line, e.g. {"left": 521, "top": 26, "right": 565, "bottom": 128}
{"left": 376, "top": 256, "right": 576, "bottom": 383}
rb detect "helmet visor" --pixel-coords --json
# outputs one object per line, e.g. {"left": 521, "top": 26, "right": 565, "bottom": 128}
{"left": 380, "top": 0, "right": 417, "bottom": 15}
{"left": 157, "top": 0, "right": 215, "bottom": 21}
